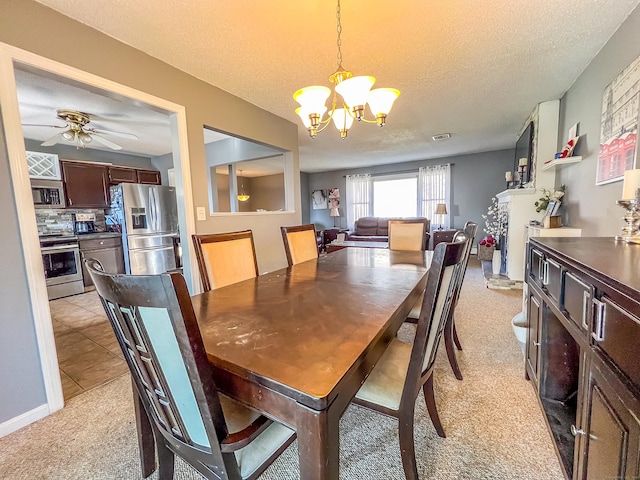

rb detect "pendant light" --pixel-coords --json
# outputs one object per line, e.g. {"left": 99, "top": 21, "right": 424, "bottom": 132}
{"left": 237, "top": 169, "right": 250, "bottom": 202}
{"left": 293, "top": 0, "right": 400, "bottom": 139}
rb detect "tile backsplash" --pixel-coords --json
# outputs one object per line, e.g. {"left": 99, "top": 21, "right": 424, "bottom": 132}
{"left": 36, "top": 208, "right": 108, "bottom": 236}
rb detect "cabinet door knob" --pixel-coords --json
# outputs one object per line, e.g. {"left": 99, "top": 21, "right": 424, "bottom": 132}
{"left": 533, "top": 341, "right": 541, "bottom": 346}
{"left": 570, "top": 424, "right": 585, "bottom": 436}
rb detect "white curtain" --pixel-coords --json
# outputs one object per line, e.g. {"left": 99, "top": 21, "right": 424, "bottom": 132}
{"left": 345, "top": 174, "right": 372, "bottom": 230}
{"left": 418, "top": 164, "right": 451, "bottom": 228}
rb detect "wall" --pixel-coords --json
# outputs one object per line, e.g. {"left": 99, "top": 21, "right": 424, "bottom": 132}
{"left": 307, "top": 149, "right": 514, "bottom": 234}
{"left": 151, "top": 152, "right": 174, "bottom": 185}
{"left": 0, "top": 110, "right": 48, "bottom": 423}
{"left": 250, "top": 174, "right": 285, "bottom": 211}
{"left": 557, "top": 6, "right": 640, "bottom": 234}
{"left": 0, "top": 0, "right": 300, "bottom": 428}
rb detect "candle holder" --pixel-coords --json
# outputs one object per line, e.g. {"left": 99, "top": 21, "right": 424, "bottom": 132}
{"left": 517, "top": 165, "right": 526, "bottom": 188}
{"left": 615, "top": 198, "right": 640, "bottom": 242}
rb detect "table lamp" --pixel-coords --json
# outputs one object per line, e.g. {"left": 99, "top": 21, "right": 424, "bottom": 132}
{"left": 616, "top": 169, "right": 640, "bottom": 242}
{"left": 330, "top": 207, "right": 340, "bottom": 227}
{"left": 435, "top": 203, "right": 447, "bottom": 230}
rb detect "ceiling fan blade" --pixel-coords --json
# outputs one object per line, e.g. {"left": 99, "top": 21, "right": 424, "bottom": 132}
{"left": 41, "top": 133, "right": 64, "bottom": 147}
{"left": 90, "top": 133, "right": 123, "bottom": 150}
{"left": 22, "top": 123, "right": 66, "bottom": 129}
{"left": 88, "top": 128, "right": 138, "bottom": 140}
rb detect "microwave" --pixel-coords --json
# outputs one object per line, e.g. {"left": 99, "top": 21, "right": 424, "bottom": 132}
{"left": 31, "top": 179, "right": 66, "bottom": 209}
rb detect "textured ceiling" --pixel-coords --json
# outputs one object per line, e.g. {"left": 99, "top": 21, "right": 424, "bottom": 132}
{"left": 30, "top": 0, "right": 640, "bottom": 172}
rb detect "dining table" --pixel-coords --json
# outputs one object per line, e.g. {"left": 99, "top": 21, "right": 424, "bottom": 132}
{"left": 136, "top": 246, "right": 432, "bottom": 480}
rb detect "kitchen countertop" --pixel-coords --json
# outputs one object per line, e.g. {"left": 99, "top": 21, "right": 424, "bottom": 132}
{"left": 76, "top": 232, "right": 122, "bottom": 240}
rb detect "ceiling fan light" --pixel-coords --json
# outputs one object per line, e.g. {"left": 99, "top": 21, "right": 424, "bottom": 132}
{"left": 335, "top": 76, "right": 375, "bottom": 115}
{"left": 61, "top": 129, "right": 75, "bottom": 141}
{"left": 368, "top": 88, "right": 400, "bottom": 117}
{"left": 293, "top": 86, "right": 331, "bottom": 122}
{"left": 78, "top": 132, "right": 92, "bottom": 143}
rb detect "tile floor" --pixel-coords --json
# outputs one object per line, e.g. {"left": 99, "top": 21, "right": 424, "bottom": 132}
{"left": 49, "top": 290, "right": 129, "bottom": 401}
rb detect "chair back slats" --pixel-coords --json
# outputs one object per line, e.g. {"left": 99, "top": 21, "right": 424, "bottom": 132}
{"left": 280, "top": 224, "right": 319, "bottom": 266}
{"left": 401, "top": 239, "right": 466, "bottom": 405}
{"left": 192, "top": 231, "right": 259, "bottom": 291}
{"left": 388, "top": 219, "right": 429, "bottom": 251}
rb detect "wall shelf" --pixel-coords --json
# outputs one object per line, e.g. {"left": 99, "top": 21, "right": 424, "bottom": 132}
{"left": 541, "top": 156, "right": 582, "bottom": 171}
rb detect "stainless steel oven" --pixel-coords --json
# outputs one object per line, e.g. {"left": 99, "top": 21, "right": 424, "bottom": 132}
{"left": 40, "top": 236, "right": 84, "bottom": 299}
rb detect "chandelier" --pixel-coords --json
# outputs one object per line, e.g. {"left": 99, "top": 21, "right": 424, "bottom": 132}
{"left": 293, "top": 0, "right": 400, "bottom": 139}
{"left": 237, "top": 169, "right": 250, "bottom": 202}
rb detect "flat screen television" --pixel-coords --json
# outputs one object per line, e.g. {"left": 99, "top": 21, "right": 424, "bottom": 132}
{"left": 514, "top": 121, "right": 534, "bottom": 186}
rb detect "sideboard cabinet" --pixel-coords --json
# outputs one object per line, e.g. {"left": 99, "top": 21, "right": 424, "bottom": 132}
{"left": 526, "top": 237, "right": 640, "bottom": 479}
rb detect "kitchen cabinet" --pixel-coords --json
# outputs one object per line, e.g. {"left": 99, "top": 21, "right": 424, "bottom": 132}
{"left": 108, "top": 167, "right": 161, "bottom": 185}
{"left": 525, "top": 237, "right": 640, "bottom": 479}
{"left": 136, "top": 169, "right": 161, "bottom": 185}
{"left": 78, "top": 235, "right": 125, "bottom": 287}
{"left": 108, "top": 166, "right": 138, "bottom": 184}
{"left": 61, "top": 160, "right": 109, "bottom": 208}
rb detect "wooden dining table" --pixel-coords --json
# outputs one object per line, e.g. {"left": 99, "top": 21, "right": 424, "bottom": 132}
{"left": 136, "top": 247, "right": 432, "bottom": 480}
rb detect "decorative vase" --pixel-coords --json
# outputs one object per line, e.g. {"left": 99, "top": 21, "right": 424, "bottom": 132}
{"left": 492, "top": 249, "right": 501, "bottom": 275}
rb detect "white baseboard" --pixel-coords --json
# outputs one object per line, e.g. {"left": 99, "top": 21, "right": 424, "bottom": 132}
{"left": 0, "top": 404, "right": 49, "bottom": 438}
{"left": 471, "top": 246, "right": 477, "bottom": 254}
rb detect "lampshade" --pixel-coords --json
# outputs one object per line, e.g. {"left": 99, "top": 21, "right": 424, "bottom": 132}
{"left": 621, "top": 169, "right": 640, "bottom": 200}
{"left": 334, "top": 76, "right": 376, "bottom": 111}
{"left": 237, "top": 169, "right": 250, "bottom": 202}
{"left": 330, "top": 207, "right": 340, "bottom": 217}
{"left": 332, "top": 108, "right": 355, "bottom": 138}
{"left": 435, "top": 203, "right": 447, "bottom": 215}
{"left": 367, "top": 88, "right": 401, "bottom": 122}
{"left": 293, "top": 86, "right": 332, "bottom": 117}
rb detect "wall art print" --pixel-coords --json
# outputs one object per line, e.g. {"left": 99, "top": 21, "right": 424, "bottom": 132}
{"left": 597, "top": 54, "right": 640, "bottom": 185}
{"left": 312, "top": 189, "right": 328, "bottom": 209}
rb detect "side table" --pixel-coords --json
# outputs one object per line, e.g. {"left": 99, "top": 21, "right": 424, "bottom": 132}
{"left": 323, "top": 228, "right": 349, "bottom": 249}
{"left": 432, "top": 229, "right": 457, "bottom": 250}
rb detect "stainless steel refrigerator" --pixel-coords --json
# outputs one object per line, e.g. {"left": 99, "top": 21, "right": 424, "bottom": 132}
{"left": 110, "top": 183, "right": 179, "bottom": 275}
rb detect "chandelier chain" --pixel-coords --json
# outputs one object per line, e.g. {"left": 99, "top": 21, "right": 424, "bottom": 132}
{"left": 336, "top": 0, "right": 342, "bottom": 69}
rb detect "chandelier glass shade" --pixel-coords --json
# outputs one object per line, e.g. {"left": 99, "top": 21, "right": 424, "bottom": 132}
{"left": 237, "top": 169, "right": 250, "bottom": 202}
{"left": 293, "top": 0, "right": 400, "bottom": 139}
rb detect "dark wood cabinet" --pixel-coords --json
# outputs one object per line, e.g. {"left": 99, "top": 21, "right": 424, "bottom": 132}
{"left": 137, "top": 169, "right": 161, "bottom": 185}
{"left": 61, "top": 160, "right": 109, "bottom": 208}
{"left": 526, "top": 238, "right": 640, "bottom": 480}
{"left": 108, "top": 166, "right": 138, "bottom": 184}
{"left": 108, "top": 167, "right": 161, "bottom": 185}
{"left": 526, "top": 289, "right": 541, "bottom": 387}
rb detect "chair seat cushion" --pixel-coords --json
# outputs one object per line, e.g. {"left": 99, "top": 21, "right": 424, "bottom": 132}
{"left": 355, "top": 338, "right": 411, "bottom": 411}
{"left": 407, "top": 292, "right": 424, "bottom": 320}
{"left": 221, "top": 394, "right": 295, "bottom": 478}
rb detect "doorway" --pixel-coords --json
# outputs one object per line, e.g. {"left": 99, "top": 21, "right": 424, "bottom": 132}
{"left": 0, "top": 43, "right": 195, "bottom": 415}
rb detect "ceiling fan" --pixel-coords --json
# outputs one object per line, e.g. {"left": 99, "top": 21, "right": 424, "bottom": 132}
{"left": 22, "top": 109, "right": 138, "bottom": 151}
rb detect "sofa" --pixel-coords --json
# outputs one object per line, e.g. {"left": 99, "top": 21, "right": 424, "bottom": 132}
{"left": 347, "top": 217, "right": 430, "bottom": 244}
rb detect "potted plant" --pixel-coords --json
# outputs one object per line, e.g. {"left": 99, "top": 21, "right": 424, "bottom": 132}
{"left": 480, "top": 197, "right": 508, "bottom": 274}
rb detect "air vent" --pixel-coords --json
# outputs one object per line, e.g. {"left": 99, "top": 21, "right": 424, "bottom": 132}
{"left": 432, "top": 133, "right": 451, "bottom": 141}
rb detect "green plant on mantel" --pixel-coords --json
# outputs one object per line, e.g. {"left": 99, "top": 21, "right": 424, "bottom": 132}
{"left": 535, "top": 185, "right": 565, "bottom": 213}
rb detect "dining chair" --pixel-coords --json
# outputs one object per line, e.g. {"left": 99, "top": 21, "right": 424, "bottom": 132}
{"left": 85, "top": 259, "right": 296, "bottom": 480}
{"left": 406, "top": 221, "right": 477, "bottom": 380}
{"left": 280, "top": 224, "right": 319, "bottom": 266}
{"left": 353, "top": 238, "right": 467, "bottom": 480}
{"left": 388, "top": 219, "right": 429, "bottom": 251}
{"left": 192, "top": 230, "right": 259, "bottom": 291}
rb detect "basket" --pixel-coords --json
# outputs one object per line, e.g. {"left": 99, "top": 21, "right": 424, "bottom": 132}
{"left": 477, "top": 244, "right": 495, "bottom": 261}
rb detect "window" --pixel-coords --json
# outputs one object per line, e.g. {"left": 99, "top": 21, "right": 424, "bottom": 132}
{"left": 346, "top": 164, "right": 449, "bottom": 229}
{"left": 373, "top": 175, "right": 417, "bottom": 217}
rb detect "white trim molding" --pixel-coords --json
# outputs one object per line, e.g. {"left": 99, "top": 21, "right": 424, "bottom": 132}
{"left": 0, "top": 404, "right": 49, "bottom": 438}
{"left": 0, "top": 42, "right": 195, "bottom": 429}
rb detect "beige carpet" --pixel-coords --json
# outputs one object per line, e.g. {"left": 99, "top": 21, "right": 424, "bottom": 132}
{"left": 0, "top": 259, "right": 563, "bottom": 479}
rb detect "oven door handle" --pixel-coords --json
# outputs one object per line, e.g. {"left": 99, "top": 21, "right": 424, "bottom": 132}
{"left": 41, "top": 244, "right": 78, "bottom": 252}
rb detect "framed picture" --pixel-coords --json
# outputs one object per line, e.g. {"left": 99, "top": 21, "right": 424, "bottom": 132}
{"left": 597, "top": 54, "right": 640, "bottom": 185}
{"left": 312, "top": 189, "right": 328, "bottom": 209}
{"left": 545, "top": 201, "right": 557, "bottom": 217}
{"left": 328, "top": 188, "right": 340, "bottom": 199}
